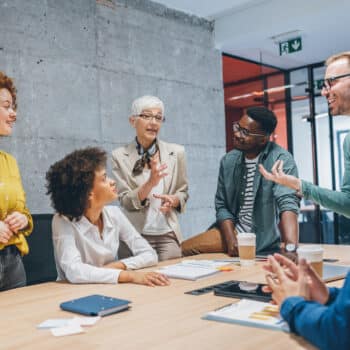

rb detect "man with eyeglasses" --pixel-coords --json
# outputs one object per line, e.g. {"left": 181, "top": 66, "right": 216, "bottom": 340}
{"left": 112, "top": 95, "right": 188, "bottom": 261}
{"left": 182, "top": 106, "right": 300, "bottom": 257}
{"left": 260, "top": 51, "right": 350, "bottom": 220}
{"left": 259, "top": 52, "right": 350, "bottom": 350}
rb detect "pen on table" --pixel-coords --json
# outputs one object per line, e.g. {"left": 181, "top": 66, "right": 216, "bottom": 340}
{"left": 216, "top": 266, "right": 234, "bottom": 272}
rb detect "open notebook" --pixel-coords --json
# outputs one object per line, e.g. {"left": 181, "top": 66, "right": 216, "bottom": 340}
{"left": 157, "top": 260, "right": 232, "bottom": 281}
{"left": 203, "top": 299, "right": 289, "bottom": 332}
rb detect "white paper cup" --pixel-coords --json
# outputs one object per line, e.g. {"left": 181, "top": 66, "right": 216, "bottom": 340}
{"left": 297, "top": 245, "right": 324, "bottom": 277}
{"left": 237, "top": 233, "right": 256, "bottom": 266}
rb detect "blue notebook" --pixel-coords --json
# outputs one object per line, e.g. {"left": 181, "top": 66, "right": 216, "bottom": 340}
{"left": 60, "top": 294, "right": 131, "bottom": 316}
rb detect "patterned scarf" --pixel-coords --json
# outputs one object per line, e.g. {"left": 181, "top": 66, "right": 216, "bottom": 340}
{"left": 132, "top": 138, "right": 158, "bottom": 176}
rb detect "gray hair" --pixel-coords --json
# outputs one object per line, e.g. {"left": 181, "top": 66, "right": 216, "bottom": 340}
{"left": 131, "top": 95, "right": 164, "bottom": 116}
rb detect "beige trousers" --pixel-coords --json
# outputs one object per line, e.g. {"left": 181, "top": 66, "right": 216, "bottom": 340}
{"left": 118, "top": 231, "right": 181, "bottom": 262}
{"left": 181, "top": 228, "right": 227, "bottom": 256}
{"left": 143, "top": 232, "right": 182, "bottom": 261}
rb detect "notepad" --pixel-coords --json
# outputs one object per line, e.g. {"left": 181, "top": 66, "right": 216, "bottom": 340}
{"left": 60, "top": 294, "right": 131, "bottom": 317}
{"left": 158, "top": 264, "right": 218, "bottom": 280}
{"left": 182, "top": 260, "right": 232, "bottom": 269}
{"left": 157, "top": 260, "right": 231, "bottom": 280}
{"left": 323, "top": 264, "right": 350, "bottom": 282}
{"left": 203, "top": 299, "right": 289, "bottom": 332}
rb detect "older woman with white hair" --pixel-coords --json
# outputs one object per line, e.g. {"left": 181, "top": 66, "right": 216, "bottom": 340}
{"left": 112, "top": 95, "right": 188, "bottom": 261}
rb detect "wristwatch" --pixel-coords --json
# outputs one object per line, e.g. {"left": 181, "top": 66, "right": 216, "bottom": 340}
{"left": 285, "top": 243, "right": 298, "bottom": 253}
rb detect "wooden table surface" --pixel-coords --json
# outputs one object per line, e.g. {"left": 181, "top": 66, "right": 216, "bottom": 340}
{"left": 1, "top": 244, "right": 348, "bottom": 350}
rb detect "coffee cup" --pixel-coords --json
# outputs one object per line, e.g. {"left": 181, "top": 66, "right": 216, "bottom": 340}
{"left": 237, "top": 233, "right": 256, "bottom": 266}
{"left": 297, "top": 245, "right": 324, "bottom": 277}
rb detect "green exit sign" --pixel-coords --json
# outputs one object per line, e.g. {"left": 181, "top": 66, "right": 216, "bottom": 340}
{"left": 279, "top": 37, "right": 302, "bottom": 55}
{"left": 315, "top": 79, "right": 324, "bottom": 90}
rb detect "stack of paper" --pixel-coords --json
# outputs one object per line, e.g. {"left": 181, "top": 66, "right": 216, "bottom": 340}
{"left": 37, "top": 316, "right": 100, "bottom": 337}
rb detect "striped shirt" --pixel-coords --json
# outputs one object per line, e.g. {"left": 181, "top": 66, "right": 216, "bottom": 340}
{"left": 236, "top": 155, "right": 259, "bottom": 233}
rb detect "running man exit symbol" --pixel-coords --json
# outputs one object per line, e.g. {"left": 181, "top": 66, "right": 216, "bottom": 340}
{"left": 279, "top": 37, "right": 302, "bottom": 55}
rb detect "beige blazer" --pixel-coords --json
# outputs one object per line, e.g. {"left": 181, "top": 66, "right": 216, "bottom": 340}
{"left": 111, "top": 140, "right": 189, "bottom": 243}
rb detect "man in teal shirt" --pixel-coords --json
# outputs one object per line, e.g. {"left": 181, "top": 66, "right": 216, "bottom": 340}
{"left": 260, "top": 52, "right": 350, "bottom": 218}
{"left": 182, "top": 107, "right": 300, "bottom": 256}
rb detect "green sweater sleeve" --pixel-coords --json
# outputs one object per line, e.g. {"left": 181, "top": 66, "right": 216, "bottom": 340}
{"left": 302, "top": 132, "right": 350, "bottom": 218}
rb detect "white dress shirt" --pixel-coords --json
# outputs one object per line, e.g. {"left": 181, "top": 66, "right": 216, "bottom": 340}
{"left": 52, "top": 206, "right": 158, "bottom": 284}
{"left": 141, "top": 169, "right": 172, "bottom": 235}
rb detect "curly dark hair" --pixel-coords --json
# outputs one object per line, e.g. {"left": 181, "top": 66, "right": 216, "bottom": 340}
{"left": 0, "top": 71, "right": 17, "bottom": 109}
{"left": 246, "top": 106, "right": 277, "bottom": 134}
{"left": 46, "top": 147, "right": 107, "bottom": 221}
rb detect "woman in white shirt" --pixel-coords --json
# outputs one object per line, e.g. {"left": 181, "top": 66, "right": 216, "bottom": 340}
{"left": 46, "top": 147, "right": 169, "bottom": 286}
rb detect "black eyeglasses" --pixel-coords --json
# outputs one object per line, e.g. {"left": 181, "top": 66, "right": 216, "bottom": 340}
{"left": 138, "top": 113, "right": 165, "bottom": 123}
{"left": 233, "top": 122, "right": 267, "bottom": 138}
{"left": 321, "top": 73, "right": 350, "bottom": 90}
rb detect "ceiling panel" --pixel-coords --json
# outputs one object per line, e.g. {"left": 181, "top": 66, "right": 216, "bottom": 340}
{"left": 153, "top": 0, "right": 350, "bottom": 69}
{"left": 152, "top": 0, "right": 266, "bottom": 19}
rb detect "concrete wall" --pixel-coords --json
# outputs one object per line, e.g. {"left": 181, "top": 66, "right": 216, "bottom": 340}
{"left": 0, "top": 0, "right": 225, "bottom": 238}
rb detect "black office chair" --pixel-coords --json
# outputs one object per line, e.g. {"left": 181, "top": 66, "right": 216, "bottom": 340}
{"left": 22, "top": 214, "right": 57, "bottom": 285}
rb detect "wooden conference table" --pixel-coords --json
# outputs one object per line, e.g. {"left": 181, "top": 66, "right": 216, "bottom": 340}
{"left": 1, "top": 244, "right": 349, "bottom": 350}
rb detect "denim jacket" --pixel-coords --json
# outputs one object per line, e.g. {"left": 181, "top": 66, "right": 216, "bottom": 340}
{"left": 215, "top": 142, "right": 300, "bottom": 252}
{"left": 281, "top": 272, "right": 350, "bottom": 350}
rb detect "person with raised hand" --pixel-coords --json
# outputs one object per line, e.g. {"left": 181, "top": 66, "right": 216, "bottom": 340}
{"left": 112, "top": 95, "right": 188, "bottom": 261}
{"left": 260, "top": 51, "right": 350, "bottom": 218}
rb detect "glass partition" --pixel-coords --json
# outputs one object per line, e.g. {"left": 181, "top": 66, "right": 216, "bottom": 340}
{"left": 223, "top": 54, "right": 288, "bottom": 152}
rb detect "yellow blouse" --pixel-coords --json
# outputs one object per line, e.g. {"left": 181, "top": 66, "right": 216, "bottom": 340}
{"left": 0, "top": 151, "right": 33, "bottom": 255}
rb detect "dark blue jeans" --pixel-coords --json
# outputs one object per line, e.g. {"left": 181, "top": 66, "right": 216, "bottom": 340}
{"left": 0, "top": 245, "right": 26, "bottom": 291}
